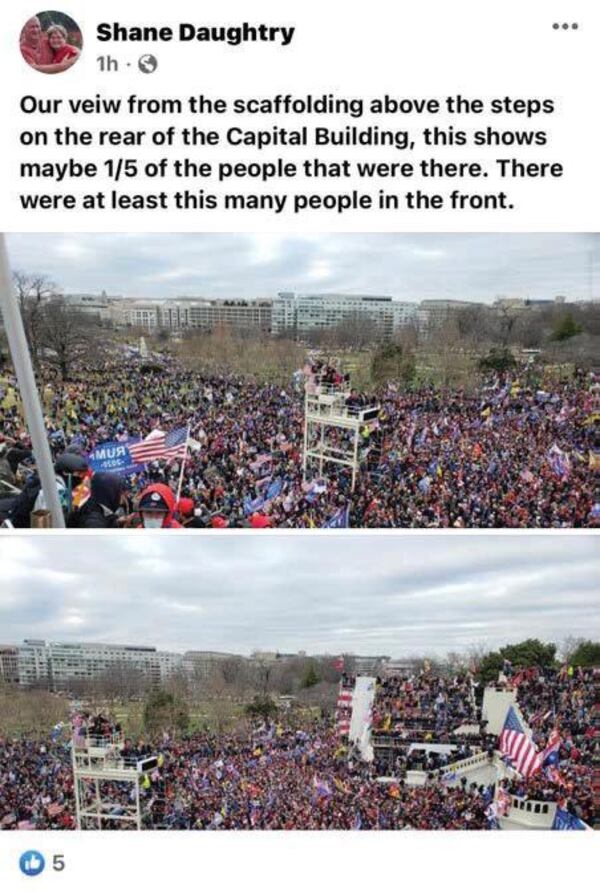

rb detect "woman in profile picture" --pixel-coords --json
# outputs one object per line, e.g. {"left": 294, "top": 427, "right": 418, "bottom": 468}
{"left": 36, "top": 23, "right": 81, "bottom": 72}
{"left": 20, "top": 14, "right": 82, "bottom": 73}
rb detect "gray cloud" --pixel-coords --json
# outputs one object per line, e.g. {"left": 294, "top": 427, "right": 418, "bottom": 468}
{"left": 0, "top": 534, "right": 598, "bottom": 658}
{"left": 5, "top": 233, "right": 599, "bottom": 302}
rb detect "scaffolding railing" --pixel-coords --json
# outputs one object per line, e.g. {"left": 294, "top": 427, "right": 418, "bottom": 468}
{"left": 71, "top": 730, "right": 159, "bottom": 830}
{"left": 303, "top": 375, "right": 380, "bottom": 492}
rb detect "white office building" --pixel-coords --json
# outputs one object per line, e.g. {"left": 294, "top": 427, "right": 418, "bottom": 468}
{"left": 54, "top": 292, "right": 120, "bottom": 322}
{"left": 112, "top": 298, "right": 272, "bottom": 333}
{"left": 16, "top": 639, "right": 183, "bottom": 690}
{"left": 17, "top": 639, "right": 51, "bottom": 687}
{"left": 271, "top": 292, "right": 418, "bottom": 337}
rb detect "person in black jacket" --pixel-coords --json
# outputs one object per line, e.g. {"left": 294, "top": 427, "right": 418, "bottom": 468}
{"left": 7, "top": 452, "right": 88, "bottom": 528}
{"left": 67, "top": 472, "right": 124, "bottom": 528}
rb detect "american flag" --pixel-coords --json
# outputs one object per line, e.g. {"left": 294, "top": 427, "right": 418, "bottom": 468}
{"left": 163, "top": 425, "right": 189, "bottom": 462}
{"left": 547, "top": 443, "right": 571, "bottom": 479}
{"left": 129, "top": 425, "right": 188, "bottom": 465}
{"left": 498, "top": 706, "right": 542, "bottom": 778}
{"left": 540, "top": 729, "right": 562, "bottom": 766}
{"left": 335, "top": 686, "right": 352, "bottom": 736}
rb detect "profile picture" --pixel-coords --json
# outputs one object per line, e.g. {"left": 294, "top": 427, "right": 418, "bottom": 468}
{"left": 19, "top": 10, "right": 82, "bottom": 73}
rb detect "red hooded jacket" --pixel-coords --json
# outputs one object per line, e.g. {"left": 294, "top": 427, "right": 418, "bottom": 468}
{"left": 134, "top": 483, "right": 181, "bottom": 528}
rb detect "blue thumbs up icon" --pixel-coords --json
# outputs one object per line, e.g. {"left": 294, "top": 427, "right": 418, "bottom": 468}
{"left": 19, "top": 851, "right": 45, "bottom": 876}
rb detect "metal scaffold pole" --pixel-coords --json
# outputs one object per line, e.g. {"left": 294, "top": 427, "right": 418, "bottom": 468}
{"left": 0, "top": 233, "right": 64, "bottom": 527}
{"left": 302, "top": 363, "right": 379, "bottom": 492}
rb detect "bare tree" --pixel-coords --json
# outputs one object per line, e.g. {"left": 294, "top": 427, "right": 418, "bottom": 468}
{"left": 295, "top": 680, "right": 337, "bottom": 713}
{"left": 557, "top": 636, "right": 585, "bottom": 664}
{"left": 11, "top": 271, "right": 58, "bottom": 370}
{"left": 445, "top": 650, "right": 470, "bottom": 674}
{"left": 38, "top": 300, "right": 104, "bottom": 379}
{"left": 495, "top": 304, "right": 521, "bottom": 348}
{"left": 424, "top": 317, "right": 478, "bottom": 388}
{"left": 0, "top": 682, "right": 68, "bottom": 738}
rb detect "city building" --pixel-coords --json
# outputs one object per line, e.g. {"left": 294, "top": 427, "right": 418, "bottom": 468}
{"left": 54, "top": 292, "right": 120, "bottom": 322}
{"left": 15, "top": 639, "right": 183, "bottom": 691}
{"left": 249, "top": 650, "right": 308, "bottom": 664}
{"left": 0, "top": 645, "right": 19, "bottom": 684}
{"left": 156, "top": 650, "right": 186, "bottom": 682}
{"left": 418, "top": 299, "right": 479, "bottom": 329}
{"left": 379, "top": 657, "right": 421, "bottom": 677}
{"left": 113, "top": 297, "right": 272, "bottom": 333}
{"left": 271, "top": 292, "right": 418, "bottom": 337}
{"left": 15, "top": 290, "right": 584, "bottom": 341}
{"left": 183, "top": 650, "right": 243, "bottom": 681}
{"left": 109, "top": 300, "right": 166, "bottom": 330}
{"left": 352, "top": 655, "right": 391, "bottom": 675}
{"left": 17, "top": 640, "right": 51, "bottom": 687}
{"left": 493, "top": 295, "right": 571, "bottom": 312}
{"left": 184, "top": 299, "right": 272, "bottom": 333}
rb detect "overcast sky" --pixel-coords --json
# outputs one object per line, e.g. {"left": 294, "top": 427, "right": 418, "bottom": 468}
{"left": 5, "top": 233, "right": 599, "bottom": 302}
{"left": 1, "top": 535, "right": 597, "bottom": 658}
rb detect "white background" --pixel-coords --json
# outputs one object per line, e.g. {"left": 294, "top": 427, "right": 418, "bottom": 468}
{"left": 0, "top": 0, "right": 598, "bottom": 231}
{"left": 0, "top": 1, "right": 598, "bottom": 887}
{"left": 1, "top": 830, "right": 598, "bottom": 892}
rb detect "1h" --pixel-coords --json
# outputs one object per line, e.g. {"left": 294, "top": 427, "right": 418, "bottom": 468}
{"left": 97, "top": 55, "right": 118, "bottom": 72}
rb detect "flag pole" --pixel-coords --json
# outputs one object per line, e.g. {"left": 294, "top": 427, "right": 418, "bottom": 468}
{"left": 175, "top": 423, "right": 191, "bottom": 503}
{"left": 0, "top": 234, "right": 65, "bottom": 527}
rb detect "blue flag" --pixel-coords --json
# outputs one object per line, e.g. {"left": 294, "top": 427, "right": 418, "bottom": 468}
{"left": 322, "top": 505, "right": 350, "bottom": 528}
{"left": 87, "top": 439, "right": 145, "bottom": 476}
{"left": 244, "top": 494, "right": 266, "bottom": 516}
{"left": 418, "top": 475, "right": 431, "bottom": 494}
{"left": 552, "top": 808, "right": 588, "bottom": 831}
{"left": 265, "top": 477, "right": 283, "bottom": 501}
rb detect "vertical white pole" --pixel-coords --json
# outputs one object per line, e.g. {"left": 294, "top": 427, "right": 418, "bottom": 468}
{"left": 95, "top": 778, "right": 101, "bottom": 830}
{"left": 302, "top": 389, "right": 309, "bottom": 481}
{"left": 72, "top": 746, "right": 82, "bottom": 830}
{"left": 352, "top": 425, "right": 359, "bottom": 492}
{"left": 135, "top": 778, "right": 142, "bottom": 830}
{"left": 319, "top": 422, "right": 324, "bottom": 476}
{"left": 0, "top": 234, "right": 65, "bottom": 527}
{"left": 175, "top": 423, "right": 190, "bottom": 503}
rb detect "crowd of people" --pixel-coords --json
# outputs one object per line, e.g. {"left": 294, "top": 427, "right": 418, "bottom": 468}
{"left": 0, "top": 355, "right": 597, "bottom": 528}
{"left": 0, "top": 738, "right": 74, "bottom": 830}
{"left": 0, "top": 721, "right": 492, "bottom": 831}
{"left": 497, "top": 665, "right": 596, "bottom": 825}
{"left": 371, "top": 671, "right": 490, "bottom": 778}
{"left": 367, "top": 665, "right": 596, "bottom": 825}
{"left": 1, "top": 665, "right": 594, "bottom": 831}
{"left": 372, "top": 671, "right": 479, "bottom": 736}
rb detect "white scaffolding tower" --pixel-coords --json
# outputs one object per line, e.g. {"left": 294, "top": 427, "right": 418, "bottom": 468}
{"left": 302, "top": 375, "right": 380, "bottom": 492}
{"left": 72, "top": 730, "right": 159, "bottom": 830}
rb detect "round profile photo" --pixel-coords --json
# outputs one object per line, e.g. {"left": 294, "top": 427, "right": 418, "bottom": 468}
{"left": 20, "top": 11, "right": 83, "bottom": 73}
